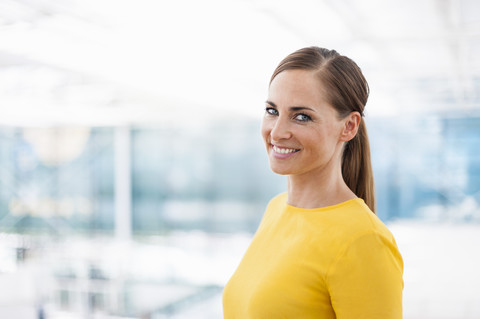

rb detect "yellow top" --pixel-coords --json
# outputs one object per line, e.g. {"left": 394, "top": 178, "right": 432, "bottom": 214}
{"left": 223, "top": 193, "right": 403, "bottom": 319}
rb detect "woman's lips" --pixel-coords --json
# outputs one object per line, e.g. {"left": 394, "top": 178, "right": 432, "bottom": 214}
{"left": 271, "top": 145, "right": 300, "bottom": 159}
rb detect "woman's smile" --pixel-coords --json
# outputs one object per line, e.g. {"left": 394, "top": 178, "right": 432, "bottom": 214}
{"left": 271, "top": 144, "right": 300, "bottom": 159}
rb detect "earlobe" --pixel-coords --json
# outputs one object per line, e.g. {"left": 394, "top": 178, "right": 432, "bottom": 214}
{"left": 341, "top": 112, "right": 361, "bottom": 142}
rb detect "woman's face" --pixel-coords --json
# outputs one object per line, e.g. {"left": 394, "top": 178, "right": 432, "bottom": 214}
{"left": 261, "top": 69, "right": 348, "bottom": 177}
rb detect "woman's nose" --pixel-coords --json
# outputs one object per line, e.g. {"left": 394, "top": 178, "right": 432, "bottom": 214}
{"left": 270, "top": 117, "right": 292, "bottom": 141}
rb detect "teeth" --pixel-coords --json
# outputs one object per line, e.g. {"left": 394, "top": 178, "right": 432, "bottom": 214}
{"left": 273, "top": 145, "right": 298, "bottom": 154}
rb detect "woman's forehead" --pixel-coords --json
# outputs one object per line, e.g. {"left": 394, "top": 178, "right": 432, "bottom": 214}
{"left": 268, "top": 70, "right": 328, "bottom": 107}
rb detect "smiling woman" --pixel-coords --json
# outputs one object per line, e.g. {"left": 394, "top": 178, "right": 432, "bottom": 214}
{"left": 223, "top": 47, "right": 404, "bottom": 318}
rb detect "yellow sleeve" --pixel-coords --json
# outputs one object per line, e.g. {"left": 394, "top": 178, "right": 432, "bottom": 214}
{"left": 326, "top": 231, "right": 404, "bottom": 319}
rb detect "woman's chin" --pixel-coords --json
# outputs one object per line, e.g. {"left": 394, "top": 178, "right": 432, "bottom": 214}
{"left": 269, "top": 164, "right": 292, "bottom": 176}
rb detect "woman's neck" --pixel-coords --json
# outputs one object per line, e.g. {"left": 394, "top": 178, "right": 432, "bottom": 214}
{"left": 286, "top": 166, "right": 357, "bottom": 209}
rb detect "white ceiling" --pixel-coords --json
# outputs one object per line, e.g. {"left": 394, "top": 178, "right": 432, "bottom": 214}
{"left": 0, "top": 0, "right": 479, "bottom": 126}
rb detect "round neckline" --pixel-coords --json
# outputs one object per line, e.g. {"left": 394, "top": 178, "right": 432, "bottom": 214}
{"left": 284, "top": 196, "right": 363, "bottom": 213}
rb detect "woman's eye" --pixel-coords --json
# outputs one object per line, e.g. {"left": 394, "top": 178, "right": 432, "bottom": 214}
{"left": 265, "top": 107, "right": 278, "bottom": 116}
{"left": 295, "top": 113, "right": 312, "bottom": 122}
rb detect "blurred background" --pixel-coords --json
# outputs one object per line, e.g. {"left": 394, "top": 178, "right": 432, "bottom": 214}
{"left": 0, "top": 0, "right": 479, "bottom": 318}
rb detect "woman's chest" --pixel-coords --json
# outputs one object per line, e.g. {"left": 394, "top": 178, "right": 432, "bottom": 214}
{"left": 223, "top": 222, "right": 337, "bottom": 318}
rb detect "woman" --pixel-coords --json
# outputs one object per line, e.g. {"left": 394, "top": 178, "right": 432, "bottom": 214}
{"left": 222, "top": 47, "right": 404, "bottom": 318}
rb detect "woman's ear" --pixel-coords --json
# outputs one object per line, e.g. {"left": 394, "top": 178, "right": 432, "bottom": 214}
{"left": 340, "top": 112, "right": 361, "bottom": 142}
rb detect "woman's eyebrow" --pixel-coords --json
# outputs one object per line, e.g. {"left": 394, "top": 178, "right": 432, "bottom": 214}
{"left": 265, "top": 100, "right": 277, "bottom": 108}
{"left": 289, "top": 106, "right": 316, "bottom": 112}
{"left": 266, "top": 100, "right": 316, "bottom": 112}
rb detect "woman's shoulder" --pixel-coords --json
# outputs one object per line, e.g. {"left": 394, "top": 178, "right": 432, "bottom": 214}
{"left": 325, "top": 200, "right": 403, "bottom": 274}
{"left": 269, "top": 192, "right": 288, "bottom": 204}
{"left": 327, "top": 199, "right": 396, "bottom": 244}
{"left": 255, "top": 193, "right": 288, "bottom": 224}
{"left": 262, "top": 192, "right": 288, "bottom": 212}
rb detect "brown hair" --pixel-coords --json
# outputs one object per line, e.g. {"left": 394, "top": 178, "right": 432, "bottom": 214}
{"left": 270, "top": 47, "right": 376, "bottom": 213}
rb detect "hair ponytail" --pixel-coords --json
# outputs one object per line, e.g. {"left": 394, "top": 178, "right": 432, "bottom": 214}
{"left": 270, "top": 46, "right": 377, "bottom": 213}
{"left": 342, "top": 120, "right": 376, "bottom": 213}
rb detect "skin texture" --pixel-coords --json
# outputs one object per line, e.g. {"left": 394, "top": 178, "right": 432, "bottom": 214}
{"left": 261, "top": 69, "right": 361, "bottom": 209}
